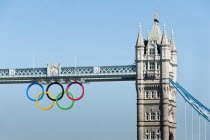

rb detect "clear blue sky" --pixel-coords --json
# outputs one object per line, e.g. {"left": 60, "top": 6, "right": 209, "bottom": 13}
{"left": 0, "top": 0, "right": 209, "bottom": 140}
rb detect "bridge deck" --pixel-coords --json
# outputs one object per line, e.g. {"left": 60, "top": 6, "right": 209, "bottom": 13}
{"left": 0, "top": 65, "right": 136, "bottom": 84}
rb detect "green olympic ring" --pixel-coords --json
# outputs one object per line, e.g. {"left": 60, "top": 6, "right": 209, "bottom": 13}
{"left": 56, "top": 91, "right": 75, "bottom": 110}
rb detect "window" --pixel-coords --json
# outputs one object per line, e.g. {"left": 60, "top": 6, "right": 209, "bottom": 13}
{"left": 145, "top": 129, "right": 149, "bottom": 134}
{"left": 145, "top": 91, "right": 149, "bottom": 99}
{"left": 144, "top": 47, "right": 147, "bottom": 54}
{"left": 144, "top": 63, "right": 147, "bottom": 70}
{"left": 151, "top": 131, "right": 155, "bottom": 139}
{"left": 150, "top": 48, "right": 155, "bottom": 55}
{"left": 156, "top": 129, "right": 160, "bottom": 134}
{"left": 145, "top": 135, "right": 149, "bottom": 139}
{"left": 151, "top": 91, "right": 155, "bottom": 98}
{"left": 157, "top": 112, "right": 160, "bottom": 120}
{"left": 157, "top": 62, "right": 159, "bottom": 69}
{"left": 157, "top": 91, "right": 160, "bottom": 98}
{"left": 151, "top": 112, "right": 156, "bottom": 120}
{"left": 145, "top": 112, "right": 150, "bottom": 121}
{"left": 150, "top": 62, "right": 155, "bottom": 70}
{"left": 157, "top": 135, "right": 160, "bottom": 139}
{"left": 157, "top": 46, "right": 160, "bottom": 54}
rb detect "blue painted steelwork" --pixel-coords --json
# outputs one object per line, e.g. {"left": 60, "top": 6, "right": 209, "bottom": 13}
{"left": 100, "top": 65, "right": 136, "bottom": 74}
{"left": 15, "top": 68, "right": 47, "bottom": 76}
{"left": 169, "top": 79, "right": 210, "bottom": 122}
{"left": 61, "top": 67, "right": 94, "bottom": 75}
{"left": 0, "top": 69, "right": 9, "bottom": 76}
{"left": 0, "top": 65, "right": 136, "bottom": 84}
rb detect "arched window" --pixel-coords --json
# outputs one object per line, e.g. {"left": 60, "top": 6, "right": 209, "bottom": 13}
{"left": 151, "top": 112, "right": 156, "bottom": 120}
{"left": 145, "top": 91, "right": 149, "bottom": 99}
{"left": 151, "top": 91, "right": 155, "bottom": 98}
{"left": 145, "top": 112, "right": 150, "bottom": 121}
{"left": 169, "top": 133, "right": 174, "bottom": 140}
{"left": 150, "top": 62, "right": 155, "bottom": 70}
{"left": 151, "top": 131, "right": 155, "bottom": 139}
{"left": 144, "top": 62, "right": 147, "bottom": 70}
{"left": 157, "top": 112, "right": 160, "bottom": 120}
{"left": 150, "top": 48, "right": 155, "bottom": 55}
{"left": 157, "top": 62, "right": 160, "bottom": 69}
{"left": 156, "top": 130, "right": 160, "bottom": 139}
{"left": 157, "top": 91, "right": 160, "bottom": 98}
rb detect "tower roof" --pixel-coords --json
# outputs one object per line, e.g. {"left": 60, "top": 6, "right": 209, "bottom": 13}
{"left": 148, "top": 21, "right": 162, "bottom": 44}
{"left": 148, "top": 11, "right": 162, "bottom": 44}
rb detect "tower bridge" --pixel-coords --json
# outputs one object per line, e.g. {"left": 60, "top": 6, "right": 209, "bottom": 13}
{"left": 1, "top": 12, "right": 210, "bottom": 140}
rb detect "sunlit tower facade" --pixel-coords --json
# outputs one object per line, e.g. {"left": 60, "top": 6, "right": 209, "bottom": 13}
{"left": 135, "top": 12, "right": 177, "bottom": 140}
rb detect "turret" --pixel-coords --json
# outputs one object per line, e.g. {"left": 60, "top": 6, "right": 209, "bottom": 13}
{"left": 136, "top": 24, "right": 144, "bottom": 47}
{"left": 170, "top": 29, "right": 177, "bottom": 82}
{"left": 170, "top": 29, "right": 177, "bottom": 51}
{"left": 161, "top": 24, "right": 169, "bottom": 45}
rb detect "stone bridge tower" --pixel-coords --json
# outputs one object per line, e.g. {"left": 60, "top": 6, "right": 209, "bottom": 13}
{"left": 135, "top": 12, "right": 177, "bottom": 140}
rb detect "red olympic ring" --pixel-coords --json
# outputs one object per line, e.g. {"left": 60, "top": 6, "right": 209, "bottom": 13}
{"left": 66, "top": 82, "right": 85, "bottom": 101}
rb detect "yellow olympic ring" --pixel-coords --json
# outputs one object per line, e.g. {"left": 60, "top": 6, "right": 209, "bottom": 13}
{"left": 36, "top": 91, "right": 55, "bottom": 110}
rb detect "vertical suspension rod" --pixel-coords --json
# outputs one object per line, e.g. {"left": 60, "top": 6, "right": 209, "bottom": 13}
{"left": 192, "top": 108, "right": 193, "bottom": 140}
{"left": 185, "top": 101, "right": 187, "bottom": 140}
{"left": 199, "top": 115, "right": 200, "bottom": 140}
{"left": 205, "top": 119, "right": 206, "bottom": 140}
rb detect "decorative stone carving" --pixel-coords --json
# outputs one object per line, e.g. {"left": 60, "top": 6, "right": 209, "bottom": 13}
{"left": 48, "top": 64, "right": 59, "bottom": 76}
{"left": 169, "top": 106, "right": 174, "bottom": 122}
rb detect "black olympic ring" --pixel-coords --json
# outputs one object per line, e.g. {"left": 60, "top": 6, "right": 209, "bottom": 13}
{"left": 46, "top": 82, "right": 64, "bottom": 101}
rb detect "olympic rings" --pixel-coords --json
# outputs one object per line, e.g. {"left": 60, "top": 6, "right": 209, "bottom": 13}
{"left": 46, "top": 82, "right": 64, "bottom": 101}
{"left": 36, "top": 91, "right": 55, "bottom": 110}
{"left": 56, "top": 91, "right": 75, "bottom": 110}
{"left": 66, "top": 82, "right": 85, "bottom": 101}
{"left": 26, "top": 82, "right": 85, "bottom": 110}
{"left": 26, "top": 83, "right": 44, "bottom": 101}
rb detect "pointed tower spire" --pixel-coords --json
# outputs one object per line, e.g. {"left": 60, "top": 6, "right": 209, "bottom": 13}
{"left": 154, "top": 8, "right": 159, "bottom": 23}
{"left": 170, "top": 29, "right": 176, "bottom": 50}
{"left": 148, "top": 9, "right": 162, "bottom": 44}
{"left": 136, "top": 24, "right": 144, "bottom": 46}
{"left": 161, "top": 24, "right": 168, "bottom": 45}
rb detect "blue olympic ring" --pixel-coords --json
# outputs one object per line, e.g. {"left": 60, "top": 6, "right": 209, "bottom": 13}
{"left": 26, "top": 83, "right": 44, "bottom": 101}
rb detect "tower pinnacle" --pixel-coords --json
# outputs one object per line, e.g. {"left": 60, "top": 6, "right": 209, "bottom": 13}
{"left": 170, "top": 29, "right": 176, "bottom": 50}
{"left": 136, "top": 24, "right": 144, "bottom": 46}
{"left": 171, "top": 28, "right": 174, "bottom": 37}
{"left": 161, "top": 24, "right": 168, "bottom": 45}
{"left": 154, "top": 8, "right": 159, "bottom": 23}
{"left": 138, "top": 24, "right": 142, "bottom": 33}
